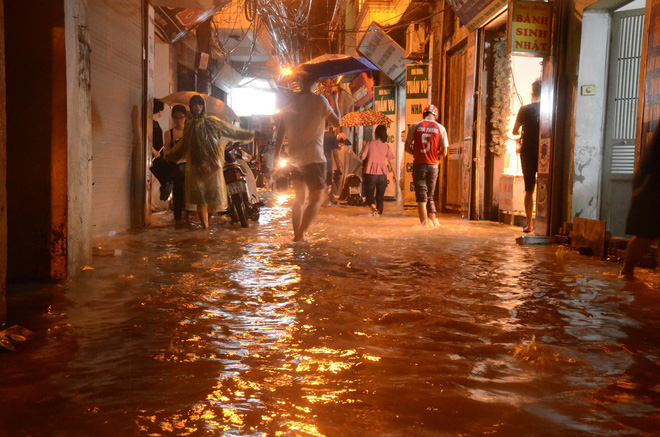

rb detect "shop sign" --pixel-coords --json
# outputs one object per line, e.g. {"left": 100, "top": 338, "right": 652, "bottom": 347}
{"left": 154, "top": 6, "right": 222, "bottom": 43}
{"left": 446, "top": 0, "right": 507, "bottom": 31}
{"left": 349, "top": 73, "right": 374, "bottom": 108}
{"left": 403, "top": 64, "right": 429, "bottom": 206}
{"left": 374, "top": 86, "right": 397, "bottom": 198}
{"left": 507, "top": 0, "right": 553, "bottom": 57}
{"left": 358, "top": 23, "right": 412, "bottom": 84}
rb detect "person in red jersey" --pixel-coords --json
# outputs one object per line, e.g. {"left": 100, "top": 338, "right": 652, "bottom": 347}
{"left": 404, "top": 104, "right": 449, "bottom": 228}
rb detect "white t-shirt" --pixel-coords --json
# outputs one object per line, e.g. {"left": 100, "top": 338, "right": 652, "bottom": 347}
{"left": 281, "top": 92, "right": 333, "bottom": 167}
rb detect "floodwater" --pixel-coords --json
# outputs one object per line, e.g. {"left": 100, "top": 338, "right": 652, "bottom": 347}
{"left": 2, "top": 192, "right": 660, "bottom": 437}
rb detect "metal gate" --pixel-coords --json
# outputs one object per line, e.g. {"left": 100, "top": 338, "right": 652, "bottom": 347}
{"left": 601, "top": 9, "right": 644, "bottom": 236}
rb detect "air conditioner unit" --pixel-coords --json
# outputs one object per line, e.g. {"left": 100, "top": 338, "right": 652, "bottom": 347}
{"left": 406, "top": 23, "right": 427, "bottom": 60}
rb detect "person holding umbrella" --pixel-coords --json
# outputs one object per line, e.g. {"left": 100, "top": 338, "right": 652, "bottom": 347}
{"left": 360, "top": 124, "right": 396, "bottom": 216}
{"left": 165, "top": 95, "right": 254, "bottom": 229}
{"left": 275, "top": 72, "right": 341, "bottom": 242}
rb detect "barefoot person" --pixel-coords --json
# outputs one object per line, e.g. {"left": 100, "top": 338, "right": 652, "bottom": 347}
{"left": 275, "top": 73, "right": 341, "bottom": 241}
{"left": 512, "top": 79, "right": 541, "bottom": 233}
{"left": 620, "top": 124, "right": 660, "bottom": 279}
{"left": 404, "top": 104, "right": 448, "bottom": 228}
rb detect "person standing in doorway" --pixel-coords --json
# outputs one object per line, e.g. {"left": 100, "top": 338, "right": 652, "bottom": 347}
{"left": 163, "top": 105, "right": 188, "bottom": 226}
{"left": 151, "top": 99, "right": 165, "bottom": 211}
{"left": 275, "top": 73, "right": 341, "bottom": 242}
{"left": 360, "top": 124, "right": 396, "bottom": 216}
{"left": 513, "top": 79, "right": 541, "bottom": 233}
{"left": 405, "top": 104, "right": 448, "bottom": 228}
{"left": 620, "top": 123, "right": 660, "bottom": 280}
{"left": 166, "top": 95, "right": 254, "bottom": 229}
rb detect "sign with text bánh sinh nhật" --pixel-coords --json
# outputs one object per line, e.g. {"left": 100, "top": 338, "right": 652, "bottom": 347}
{"left": 508, "top": 0, "right": 553, "bottom": 57}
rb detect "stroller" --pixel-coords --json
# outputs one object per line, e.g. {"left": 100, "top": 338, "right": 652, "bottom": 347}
{"left": 342, "top": 174, "right": 364, "bottom": 206}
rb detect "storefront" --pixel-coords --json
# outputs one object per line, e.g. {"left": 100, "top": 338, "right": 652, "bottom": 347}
{"left": 441, "top": 0, "right": 563, "bottom": 235}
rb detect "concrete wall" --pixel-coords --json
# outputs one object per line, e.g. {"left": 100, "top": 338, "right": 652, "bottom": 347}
{"left": 571, "top": 11, "right": 611, "bottom": 219}
{"left": 65, "top": 0, "right": 92, "bottom": 275}
{"left": 5, "top": 1, "right": 68, "bottom": 280}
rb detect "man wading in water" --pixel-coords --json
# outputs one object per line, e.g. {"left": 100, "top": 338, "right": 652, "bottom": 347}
{"left": 275, "top": 73, "right": 341, "bottom": 242}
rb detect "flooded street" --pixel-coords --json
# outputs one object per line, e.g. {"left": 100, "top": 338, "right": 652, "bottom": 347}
{"left": 2, "top": 192, "right": 660, "bottom": 436}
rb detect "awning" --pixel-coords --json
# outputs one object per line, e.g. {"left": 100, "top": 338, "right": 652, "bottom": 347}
{"left": 152, "top": 1, "right": 231, "bottom": 43}
{"left": 445, "top": 0, "right": 508, "bottom": 31}
{"left": 212, "top": 63, "right": 244, "bottom": 93}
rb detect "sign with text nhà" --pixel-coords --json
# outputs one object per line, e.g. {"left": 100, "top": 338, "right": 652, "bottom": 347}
{"left": 508, "top": 0, "right": 553, "bottom": 56}
{"left": 374, "top": 86, "right": 397, "bottom": 199}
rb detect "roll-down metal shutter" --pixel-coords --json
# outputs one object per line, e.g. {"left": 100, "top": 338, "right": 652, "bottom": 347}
{"left": 89, "top": 0, "right": 143, "bottom": 237}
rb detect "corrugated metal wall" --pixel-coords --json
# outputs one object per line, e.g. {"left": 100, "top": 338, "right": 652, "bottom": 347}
{"left": 89, "top": 0, "right": 144, "bottom": 237}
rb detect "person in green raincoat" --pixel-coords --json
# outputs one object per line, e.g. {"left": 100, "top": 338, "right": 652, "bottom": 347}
{"left": 165, "top": 95, "right": 254, "bottom": 229}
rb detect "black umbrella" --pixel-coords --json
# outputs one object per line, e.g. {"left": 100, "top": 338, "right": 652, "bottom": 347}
{"left": 294, "top": 54, "right": 379, "bottom": 80}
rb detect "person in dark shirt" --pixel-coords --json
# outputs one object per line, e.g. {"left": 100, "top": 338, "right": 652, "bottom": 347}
{"left": 620, "top": 123, "right": 660, "bottom": 279}
{"left": 512, "top": 79, "right": 541, "bottom": 233}
{"left": 152, "top": 99, "right": 165, "bottom": 158}
{"left": 323, "top": 125, "right": 339, "bottom": 204}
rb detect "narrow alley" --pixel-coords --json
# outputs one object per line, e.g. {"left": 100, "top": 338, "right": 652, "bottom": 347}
{"left": 1, "top": 195, "right": 659, "bottom": 436}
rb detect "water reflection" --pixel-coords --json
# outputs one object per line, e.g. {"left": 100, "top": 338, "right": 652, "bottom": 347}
{"left": 1, "top": 192, "right": 659, "bottom": 436}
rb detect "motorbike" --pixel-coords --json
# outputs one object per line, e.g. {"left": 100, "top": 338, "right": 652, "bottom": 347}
{"left": 272, "top": 156, "right": 292, "bottom": 191}
{"left": 223, "top": 143, "right": 262, "bottom": 228}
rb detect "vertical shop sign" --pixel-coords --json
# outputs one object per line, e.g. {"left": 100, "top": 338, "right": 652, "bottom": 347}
{"left": 640, "top": 0, "right": 660, "bottom": 157}
{"left": 508, "top": 0, "right": 553, "bottom": 57}
{"left": 446, "top": 0, "right": 508, "bottom": 31}
{"left": 403, "top": 64, "right": 429, "bottom": 206}
{"left": 374, "top": 86, "right": 397, "bottom": 198}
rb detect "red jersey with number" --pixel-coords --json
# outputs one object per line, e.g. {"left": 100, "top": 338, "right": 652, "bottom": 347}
{"left": 411, "top": 120, "right": 447, "bottom": 165}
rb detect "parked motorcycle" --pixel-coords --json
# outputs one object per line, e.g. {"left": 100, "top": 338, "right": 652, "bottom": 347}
{"left": 223, "top": 143, "right": 262, "bottom": 228}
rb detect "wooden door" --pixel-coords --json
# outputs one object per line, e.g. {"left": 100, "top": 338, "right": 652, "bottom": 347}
{"left": 444, "top": 45, "right": 467, "bottom": 210}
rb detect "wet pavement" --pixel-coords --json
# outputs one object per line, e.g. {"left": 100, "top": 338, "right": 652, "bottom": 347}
{"left": 2, "top": 191, "right": 660, "bottom": 436}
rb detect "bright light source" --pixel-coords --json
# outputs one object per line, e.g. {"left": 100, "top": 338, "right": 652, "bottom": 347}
{"left": 280, "top": 67, "right": 293, "bottom": 77}
{"left": 230, "top": 88, "right": 276, "bottom": 117}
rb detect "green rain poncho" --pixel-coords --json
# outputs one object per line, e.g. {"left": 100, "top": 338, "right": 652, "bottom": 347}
{"left": 166, "top": 115, "right": 254, "bottom": 213}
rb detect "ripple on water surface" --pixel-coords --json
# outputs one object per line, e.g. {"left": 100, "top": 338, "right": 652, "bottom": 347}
{"left": 1, "top": 193, "right": 659, "bottom": 436}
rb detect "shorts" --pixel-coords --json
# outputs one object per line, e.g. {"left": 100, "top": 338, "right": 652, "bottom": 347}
{"left": 625, "top": 178, "right": 660, "bottom": 239}
{"left": 413, "top": 163, "right": 439, "bottom": 213}
{"left": 291, "top": 162, "right": 327, "bottom": 191}
{"left": 521, "top": 153, "right": 538, "bottom": 192}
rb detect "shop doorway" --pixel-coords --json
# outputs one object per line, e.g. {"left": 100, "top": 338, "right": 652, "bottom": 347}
{"left": 478, "top": 17, "right": 543, "bottom": 225}
{"left": 600, "top": 7, "right": 644, "bottom": 236}
{"left": 500, "top": 56, "right": 543, "bottom": 223}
